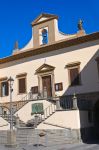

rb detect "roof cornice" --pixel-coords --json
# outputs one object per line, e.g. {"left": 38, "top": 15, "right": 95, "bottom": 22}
{"left": 0, "top": 32, "right": 99, "bottom": 65}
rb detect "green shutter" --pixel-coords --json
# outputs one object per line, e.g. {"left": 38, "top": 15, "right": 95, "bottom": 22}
{"left": 31, "top": 103, "right": 44, "bottom": 115}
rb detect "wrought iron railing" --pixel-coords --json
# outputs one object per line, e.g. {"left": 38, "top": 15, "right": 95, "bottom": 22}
{"left": 14, "top": 92, "right": 39, "bottom": 113}
{"left": 60, "top": 95, "right": 93, "bottom": 110}
{"left": 60, "top": 96, "right": 73, "bottom": 110}
{"left": 14, "top": 92, "right": 58, "bottom": 113}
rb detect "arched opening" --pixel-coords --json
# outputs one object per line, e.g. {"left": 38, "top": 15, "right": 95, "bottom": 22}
{"left": 42, "top": 29, "right": 48, "bottom": 45}
{"left": 93, "top": 100, "right": 99, "bottom": 137}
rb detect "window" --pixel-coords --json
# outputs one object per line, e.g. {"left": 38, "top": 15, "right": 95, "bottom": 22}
{"left": 31, "top": 86, "right": 38, "bottom": 94}
{"left": 42, "top": 29, "right": 48, "bottom": 45}
{"left": 55, "top": 83, "right": 63, "bottom": 91}
{"left": 66, "top": 62, "right": 81, "bottom": 86}
{"left": 16, "top": 73, "right": 27, "bottom": 94}
{"left": 18, "top": 78, "right": 26, "bottom": 94}
{"left": 1, "top": 81, "right": 9, "bottom": 97}
{"left": 69, "top": 68, "right": 80, "bottom": 86}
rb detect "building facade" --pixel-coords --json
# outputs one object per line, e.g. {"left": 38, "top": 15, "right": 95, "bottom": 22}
{"left": 0, "top": 13, "right": 99, "bottom": 140}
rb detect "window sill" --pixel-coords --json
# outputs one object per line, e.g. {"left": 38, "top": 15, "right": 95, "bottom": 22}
{"left": 55, "top": 90, "right": 63, "bottom": 92}
{"left": 0, "top": 95, "right": 9, "bottom": 98}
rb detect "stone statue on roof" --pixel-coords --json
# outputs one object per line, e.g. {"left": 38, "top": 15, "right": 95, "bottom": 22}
{"left": 78, "top": 19, "right": 83, "bottom": 30}
{"left": 14, "top": 41, "right": 19, "bottom": 50}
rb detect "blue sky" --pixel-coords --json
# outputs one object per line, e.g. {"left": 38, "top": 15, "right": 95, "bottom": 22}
{"left": 0, "top": 0, "right": 99, "bottom": 58}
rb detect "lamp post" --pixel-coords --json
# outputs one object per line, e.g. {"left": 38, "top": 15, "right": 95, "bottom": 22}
{"left": 8, "top": 76, "right": 14, "bottom": 131}
{"left": 5, "top": 76, "right": 17, "bottom": 148}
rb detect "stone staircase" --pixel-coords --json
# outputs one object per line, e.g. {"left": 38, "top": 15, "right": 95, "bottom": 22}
{"left": 0, "top": 114, "right": 26, "bottom": 127}
{"left": 0, "top": 92, "right": 35, "bottom": 115}
{"left": 14, "top": 93, "right": 57, "bottom": 114}
{"left": 16, "top": 128, "right": 74, "bottom": 145}
{"left": 26, "top": 102, "right": 57, "bottom": 127}
{"left": 14, "top": 92, "right": 33, "bottom": 113}
{"left": 0, "top": 92, "right": 58, "bottom": 128}
{"left": 0, "top": 129, "right": 75, "bottom": 145}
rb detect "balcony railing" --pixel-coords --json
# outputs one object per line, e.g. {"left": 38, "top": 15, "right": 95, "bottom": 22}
{"left": 60, "top": 95, "right": 93, "bottom": 110}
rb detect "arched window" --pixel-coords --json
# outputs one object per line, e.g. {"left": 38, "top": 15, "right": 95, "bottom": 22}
{"left": 42, "top": 29, "right": 48, "bottom": 45}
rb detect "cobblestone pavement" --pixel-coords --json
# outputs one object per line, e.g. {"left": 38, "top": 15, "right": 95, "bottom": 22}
{"left": 0, "top": 142, "right": 99, "bottom": 150}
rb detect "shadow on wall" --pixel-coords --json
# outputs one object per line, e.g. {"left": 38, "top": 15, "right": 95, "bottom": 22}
{"left": 60, "top": 48, "right": 99, "bottom": 142}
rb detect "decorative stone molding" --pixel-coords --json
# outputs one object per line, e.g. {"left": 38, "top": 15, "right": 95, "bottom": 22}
{"left": 16, "top": 73, "right": 27, "bottom": 78}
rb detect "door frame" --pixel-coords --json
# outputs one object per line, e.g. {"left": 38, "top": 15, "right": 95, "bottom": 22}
{"left": 37, "top": 71, "right": 55, "bottom": 98}
{"left": 42, "top": 75, "right": 52, "bottom": 98}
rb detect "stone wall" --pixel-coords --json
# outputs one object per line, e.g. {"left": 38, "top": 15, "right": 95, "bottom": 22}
{"left": 0, "top": 128, "right": 80, "bottom": 146}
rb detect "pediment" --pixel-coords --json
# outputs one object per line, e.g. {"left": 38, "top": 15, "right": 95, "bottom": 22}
{"left": 37, "top": 17, "right": 48, "bottom": 23}
{"left": 35, "top": 63, "right": 55, "bottom": 74}
{"left": 32, "top": 13, "right": 58, "bottom": 26}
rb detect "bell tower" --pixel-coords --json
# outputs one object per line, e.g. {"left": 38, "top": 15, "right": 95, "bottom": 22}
{"left": 31, "top": 13, "right": 58, "bottom": 48}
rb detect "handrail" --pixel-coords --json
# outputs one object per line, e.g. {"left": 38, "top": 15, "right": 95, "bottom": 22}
{"left": 43, "top": 103, "right": 56, "bottom": 120}
{"left": 20, "top": 91, "right": 60, "bottom": 101}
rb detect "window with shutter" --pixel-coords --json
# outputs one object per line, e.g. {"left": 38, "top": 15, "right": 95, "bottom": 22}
{"left": 18, "top": 78, "right": 26, "bottom": 94}
{"left": 66, "top": 62, "right": 81, "bottom": 86}
{"left": 69, "top": 68, "right": 80, "bottom": 86}
{"left": 31, "top": 86, "right": 38, "bottom": 94}
{"left": 1, "top": 81, "right": 9, "bottom": 97}
{"left": 55, "top": 83, "right": 63, "bottom": 91}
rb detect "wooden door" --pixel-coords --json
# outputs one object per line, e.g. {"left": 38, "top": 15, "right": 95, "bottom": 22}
{"left": 42, "top": 75, "right": 52, "bottom": 98}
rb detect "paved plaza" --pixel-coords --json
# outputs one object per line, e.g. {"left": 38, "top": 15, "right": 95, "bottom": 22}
{"left": 0, "top": 142, "right": 99, "bottom": 150}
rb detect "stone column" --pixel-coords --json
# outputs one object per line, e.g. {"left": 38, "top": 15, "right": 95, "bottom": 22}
{"left": 16, "top": 114, "right": 20, "bottom": 128}
{"left": 56, "top": 98, "right": 61, "bottom": 110}
{"left": 5, "top": 130, "right": 17, "bottom": 148}
{"left": 38, "top": 76, "right": 40, "bottom": 96}
{"left": 34, "top": 115, "right": 39, "bottom": 128}
{"left": 51, "top": 72, "right": 55, "bottom": 97}
{"left": 72, "top": 93, "right": 78, "bottom": 110}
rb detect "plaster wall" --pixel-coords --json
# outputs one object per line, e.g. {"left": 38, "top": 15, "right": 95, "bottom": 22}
{"left": 0, "top": 40, "right": 99, "bottom": 103}
{"left": 37, "top": 110, "right": 93, "bottom": 130}
{"left": 38, "top": 110, "right": 79, "bottom": 129}
{"left": 0, "top": 117, "right": 10, "bottom": 130}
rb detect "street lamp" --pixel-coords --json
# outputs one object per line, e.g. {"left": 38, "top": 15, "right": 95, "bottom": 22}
{"left": 8, "top": 76, "right": 14, "bottom": 131}
{"left": 5, "top": 76, "right": 17, "bottom": 148}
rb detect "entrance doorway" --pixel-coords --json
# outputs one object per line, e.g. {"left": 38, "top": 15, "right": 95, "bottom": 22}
{"left": 42, "top": 75, "right": 52, "bottom": 98}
